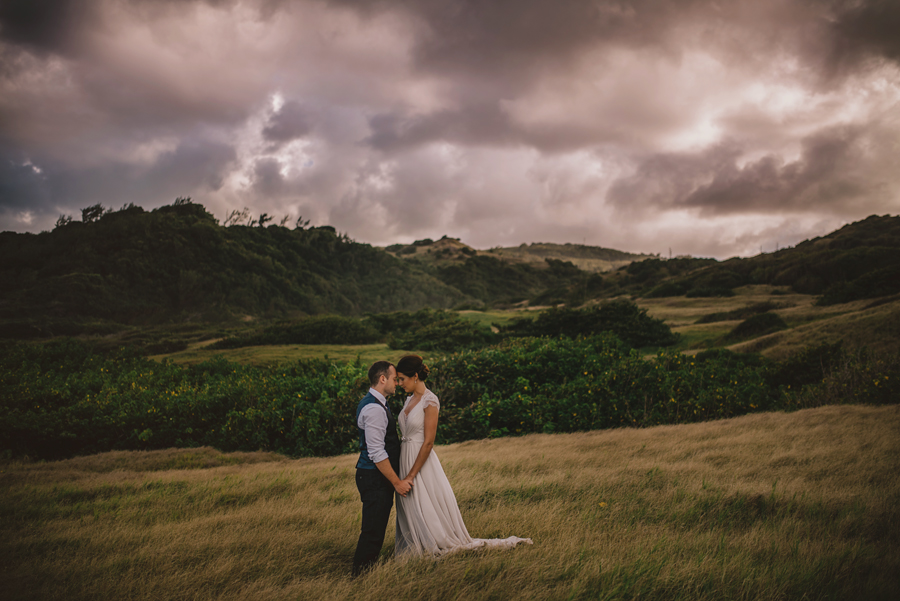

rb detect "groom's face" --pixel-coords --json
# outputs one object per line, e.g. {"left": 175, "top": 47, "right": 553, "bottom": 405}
{"left": 382, "top": 366, "right": 397, "bottom": 395}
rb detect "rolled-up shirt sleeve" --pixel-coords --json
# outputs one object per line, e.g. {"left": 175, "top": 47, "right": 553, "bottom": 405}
{"left": 358, "top": 402, "right": 389, "bottom": 465}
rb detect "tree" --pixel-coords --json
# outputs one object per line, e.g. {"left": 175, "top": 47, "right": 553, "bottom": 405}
{"left": 295, "top": 215, "right": 311, "bottom": 230}
{"left": 224, "top": 207, "right": 250, "bottom": 226}
{"left": 81, "top": 204, "right": 106, "bottom": 223}
{"left": 174, "top": 196, "right": 192, "bottom": 206}
{"left": 54, "top": 214, "right": 73, "bottom": 229}
{"left": 258, "top": 213, "right": 272, "bottom": 227}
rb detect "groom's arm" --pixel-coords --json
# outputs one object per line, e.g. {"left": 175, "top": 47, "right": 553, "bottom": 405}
{"left": 375, "top": 459, "right": 411, "bottom": 496}
{"left": 360, "top": 405, "right": 411, "bottom": 496}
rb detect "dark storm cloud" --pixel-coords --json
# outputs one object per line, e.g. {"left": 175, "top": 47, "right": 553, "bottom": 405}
{"left": 333, "top": 0, "right": 900, "bottom": 84}
{"left": 0, "top": 0, "right": 89, "bottom": 54}
{"left": 0, "top": 137, "right": 236, "bottom": 226}
{"left": 0, "top": 144, "right": 51, "bottom": 211}
{"left": 0, "top": 0, "right": 898, "bottom": 258}
{"left": 333, "top": 0, "right": 686, "bottom": 73}
{"left": 831, "top": 0, "right": 900, "bottom": 65}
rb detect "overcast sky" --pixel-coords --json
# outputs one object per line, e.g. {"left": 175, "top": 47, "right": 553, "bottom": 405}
{"left": 1, "top": 0, "right": 898, "bottom": 258}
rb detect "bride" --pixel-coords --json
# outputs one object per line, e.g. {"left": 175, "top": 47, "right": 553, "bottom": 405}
{"left": 393, "top": 354, "right": 532, "bottom": 556}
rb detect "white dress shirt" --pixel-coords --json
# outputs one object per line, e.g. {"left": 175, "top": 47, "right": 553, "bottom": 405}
{"left": 357, "top": 388, "right": 390, "bottom": 465}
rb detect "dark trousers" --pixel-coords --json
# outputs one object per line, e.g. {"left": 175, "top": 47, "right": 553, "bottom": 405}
{"left": 352, "top": 468, "right": 395, "bottom": 576}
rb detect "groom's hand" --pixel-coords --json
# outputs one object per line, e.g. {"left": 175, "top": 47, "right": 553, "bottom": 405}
{"left": 394, "top": 479, "right": 413, "bottom": 496}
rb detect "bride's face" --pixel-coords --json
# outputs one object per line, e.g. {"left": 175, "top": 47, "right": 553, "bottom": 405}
{"left": 397, "top": 372, "right": 417, "bottom": 393}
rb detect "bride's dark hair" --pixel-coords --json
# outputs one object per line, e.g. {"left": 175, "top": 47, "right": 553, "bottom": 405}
{"left": 396, "top": 354, "right": 429, "bottom": 381}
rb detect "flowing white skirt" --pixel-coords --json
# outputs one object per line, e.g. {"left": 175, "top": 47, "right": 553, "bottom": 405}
{"left": 395, "top": 439, "right": 532, "bottom": 557}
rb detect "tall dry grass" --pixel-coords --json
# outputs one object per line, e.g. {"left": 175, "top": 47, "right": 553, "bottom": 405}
{"left": 2, "top": 405, "right": 898, "bottom": 600}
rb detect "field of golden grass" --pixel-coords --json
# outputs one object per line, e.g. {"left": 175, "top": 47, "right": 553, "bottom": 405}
{"left": 638, "top": 286, "right": 900, "bottom": 358}
{"left": 3, "top": 405, "right": 897, "bottom": 600}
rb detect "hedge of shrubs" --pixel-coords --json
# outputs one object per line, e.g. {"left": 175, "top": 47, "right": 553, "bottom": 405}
{"left": 3, "top": 336, "right": 897, "bottom": 461}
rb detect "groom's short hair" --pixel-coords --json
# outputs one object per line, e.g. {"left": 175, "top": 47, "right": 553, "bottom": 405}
{"left": 368, "top": 361, "right": 394, "bottom": 386}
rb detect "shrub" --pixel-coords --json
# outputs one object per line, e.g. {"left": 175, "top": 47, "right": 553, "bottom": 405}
{"left": 388, "top": 317, "right": 498, "bottom": 352}
{"left": 500, "top": 300, "right": 679, "bottom": 348}
{"left": 791, "top": 348, "right": 900, "bottom": 408}
{"left": 727, "top": 312, "right": 787, "bottom": 340}
{"left": 766, "top": 341, "right": 845, "bottom": 389}
{"left": 644, "top": 282, "right": 687, "bottom": 298}
{"left": 2, "top": 337, "right": 896, "bottom": 461}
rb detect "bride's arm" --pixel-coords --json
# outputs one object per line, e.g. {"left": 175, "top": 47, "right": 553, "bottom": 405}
{"left": 402, "top": 405, "right": 438, "bottom": 483}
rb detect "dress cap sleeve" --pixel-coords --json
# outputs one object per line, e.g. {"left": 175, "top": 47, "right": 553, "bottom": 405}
{"left": 422, "top": 390, "right": 440, "bottom": 410}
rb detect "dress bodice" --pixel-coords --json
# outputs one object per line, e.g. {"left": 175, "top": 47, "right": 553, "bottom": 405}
{"left": 398, "top": 389, "right": 439, "bottom": 443}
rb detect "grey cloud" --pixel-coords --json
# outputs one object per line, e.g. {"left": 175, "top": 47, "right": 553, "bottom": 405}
{"left": 0, "top": 144, "right": 51, "bottom": 211}
{"left": 263, "top": 101, "right": 312, "bottom": 145}
{"left": 0, "top": 136, "right": 236, "bottom": 229}
{"left": 1, "top": 0, "right": 898, "bottom": 258}
{"left": 607, "top": 124, "right": 891, "bottom": 217}
{"left": 332, "top": 0, "right": 690, "bottom": 76}
{"left": 250, "top": 157, "right": 286, "bottom": 197}
{"left": 365, "top": 103, "right": 518, "bottom": 151}
{"left": 144, "top": 138, "right": 237, "bottom": 192}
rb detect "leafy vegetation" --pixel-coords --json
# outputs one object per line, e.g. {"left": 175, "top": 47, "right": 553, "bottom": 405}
{"left": 0, "top": 200, "right": 469, "bottom": 333}
{"left": 386, "top": 315, "right": 499, "bottom": 352}
{"left": 434, "top": 255, "right": 592, "bottom": 306}
{"left": 4, "top": 332, "right": 897, "bottom": 461}
{"left": 638, "top": 214, "right": 900, "bottom": 303}
{"left": 499, "top": 301, "right": 680, "bottom": 349}
{"left": 726, "top": 312, "right": 788, "bottom": 341}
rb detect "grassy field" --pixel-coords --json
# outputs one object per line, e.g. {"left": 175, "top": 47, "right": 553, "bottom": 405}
{"left": 150, "top": 341, "right": 426, "bottom": 366}
{"left": 143, "top": 286, "right": 900, "bottom": 366}
{"left": 637, "top": 286, "right": 900, "bottom": 358}
{"left": 2, "top": 405, "right": 898, "bottom": 600}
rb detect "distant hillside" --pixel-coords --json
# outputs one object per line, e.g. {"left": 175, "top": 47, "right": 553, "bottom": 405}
{"left": 384, "top": 236, "right": 611, "bottom": 306}
{"left": 384, "top": 236, "right": 653, "bottom": 273}
{"left": 0, "top": 201, "right": 470, "bottom": 337}
{"left": 3, "top": 203, "right": 896, "bottom": 340}
{"left": 635, "top": 214, "right": 900, "bottom": 304}
{"left": 487, "top": 242, "right": 655, "bottom": 272}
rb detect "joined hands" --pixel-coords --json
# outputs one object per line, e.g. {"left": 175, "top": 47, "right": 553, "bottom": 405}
{"left": 395, "top": 478, "right": 414, "bottom": 497}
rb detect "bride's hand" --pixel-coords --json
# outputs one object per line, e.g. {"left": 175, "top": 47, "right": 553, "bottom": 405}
{"left": 395, "top": 478, "right": 413, "bottom": 496}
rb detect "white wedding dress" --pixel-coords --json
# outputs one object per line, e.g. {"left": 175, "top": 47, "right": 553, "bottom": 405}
{"left": 395, "top": 389, "right": 532, "bottom": 556}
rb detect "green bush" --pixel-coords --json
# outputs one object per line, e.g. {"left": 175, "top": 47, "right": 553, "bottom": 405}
{"left": 388, "top": 317, "right": 498, "bottom": 352}
{"left": 792, "top": 348, "right": 900, "bottom": 407}
{"left": 644, "top": 282, "right": 688, "bottom": 298}
{"left": 727, "top": 312, "right": 787, "bottom": 340}
{"left": 500, "top": 300, "right": 679, "bottom": 348}
{"left": 2, "top": 337, "right": 895, "bottom": 461}
{"left": 766, "top": 341, "right": 845, "bottom": 389}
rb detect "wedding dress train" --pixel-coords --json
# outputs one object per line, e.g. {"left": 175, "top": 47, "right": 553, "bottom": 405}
{"left": 395, "top": 389, "right": 532, "bottom": 556}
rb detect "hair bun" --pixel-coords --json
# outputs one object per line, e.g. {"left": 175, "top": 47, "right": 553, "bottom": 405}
{"left": 397, "top": 354, "right": 429, "bottom": 382}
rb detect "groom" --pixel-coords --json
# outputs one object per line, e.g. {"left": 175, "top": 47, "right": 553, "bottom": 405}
{"left": 351, "top": 360, "right": 412, "bottom": 576}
